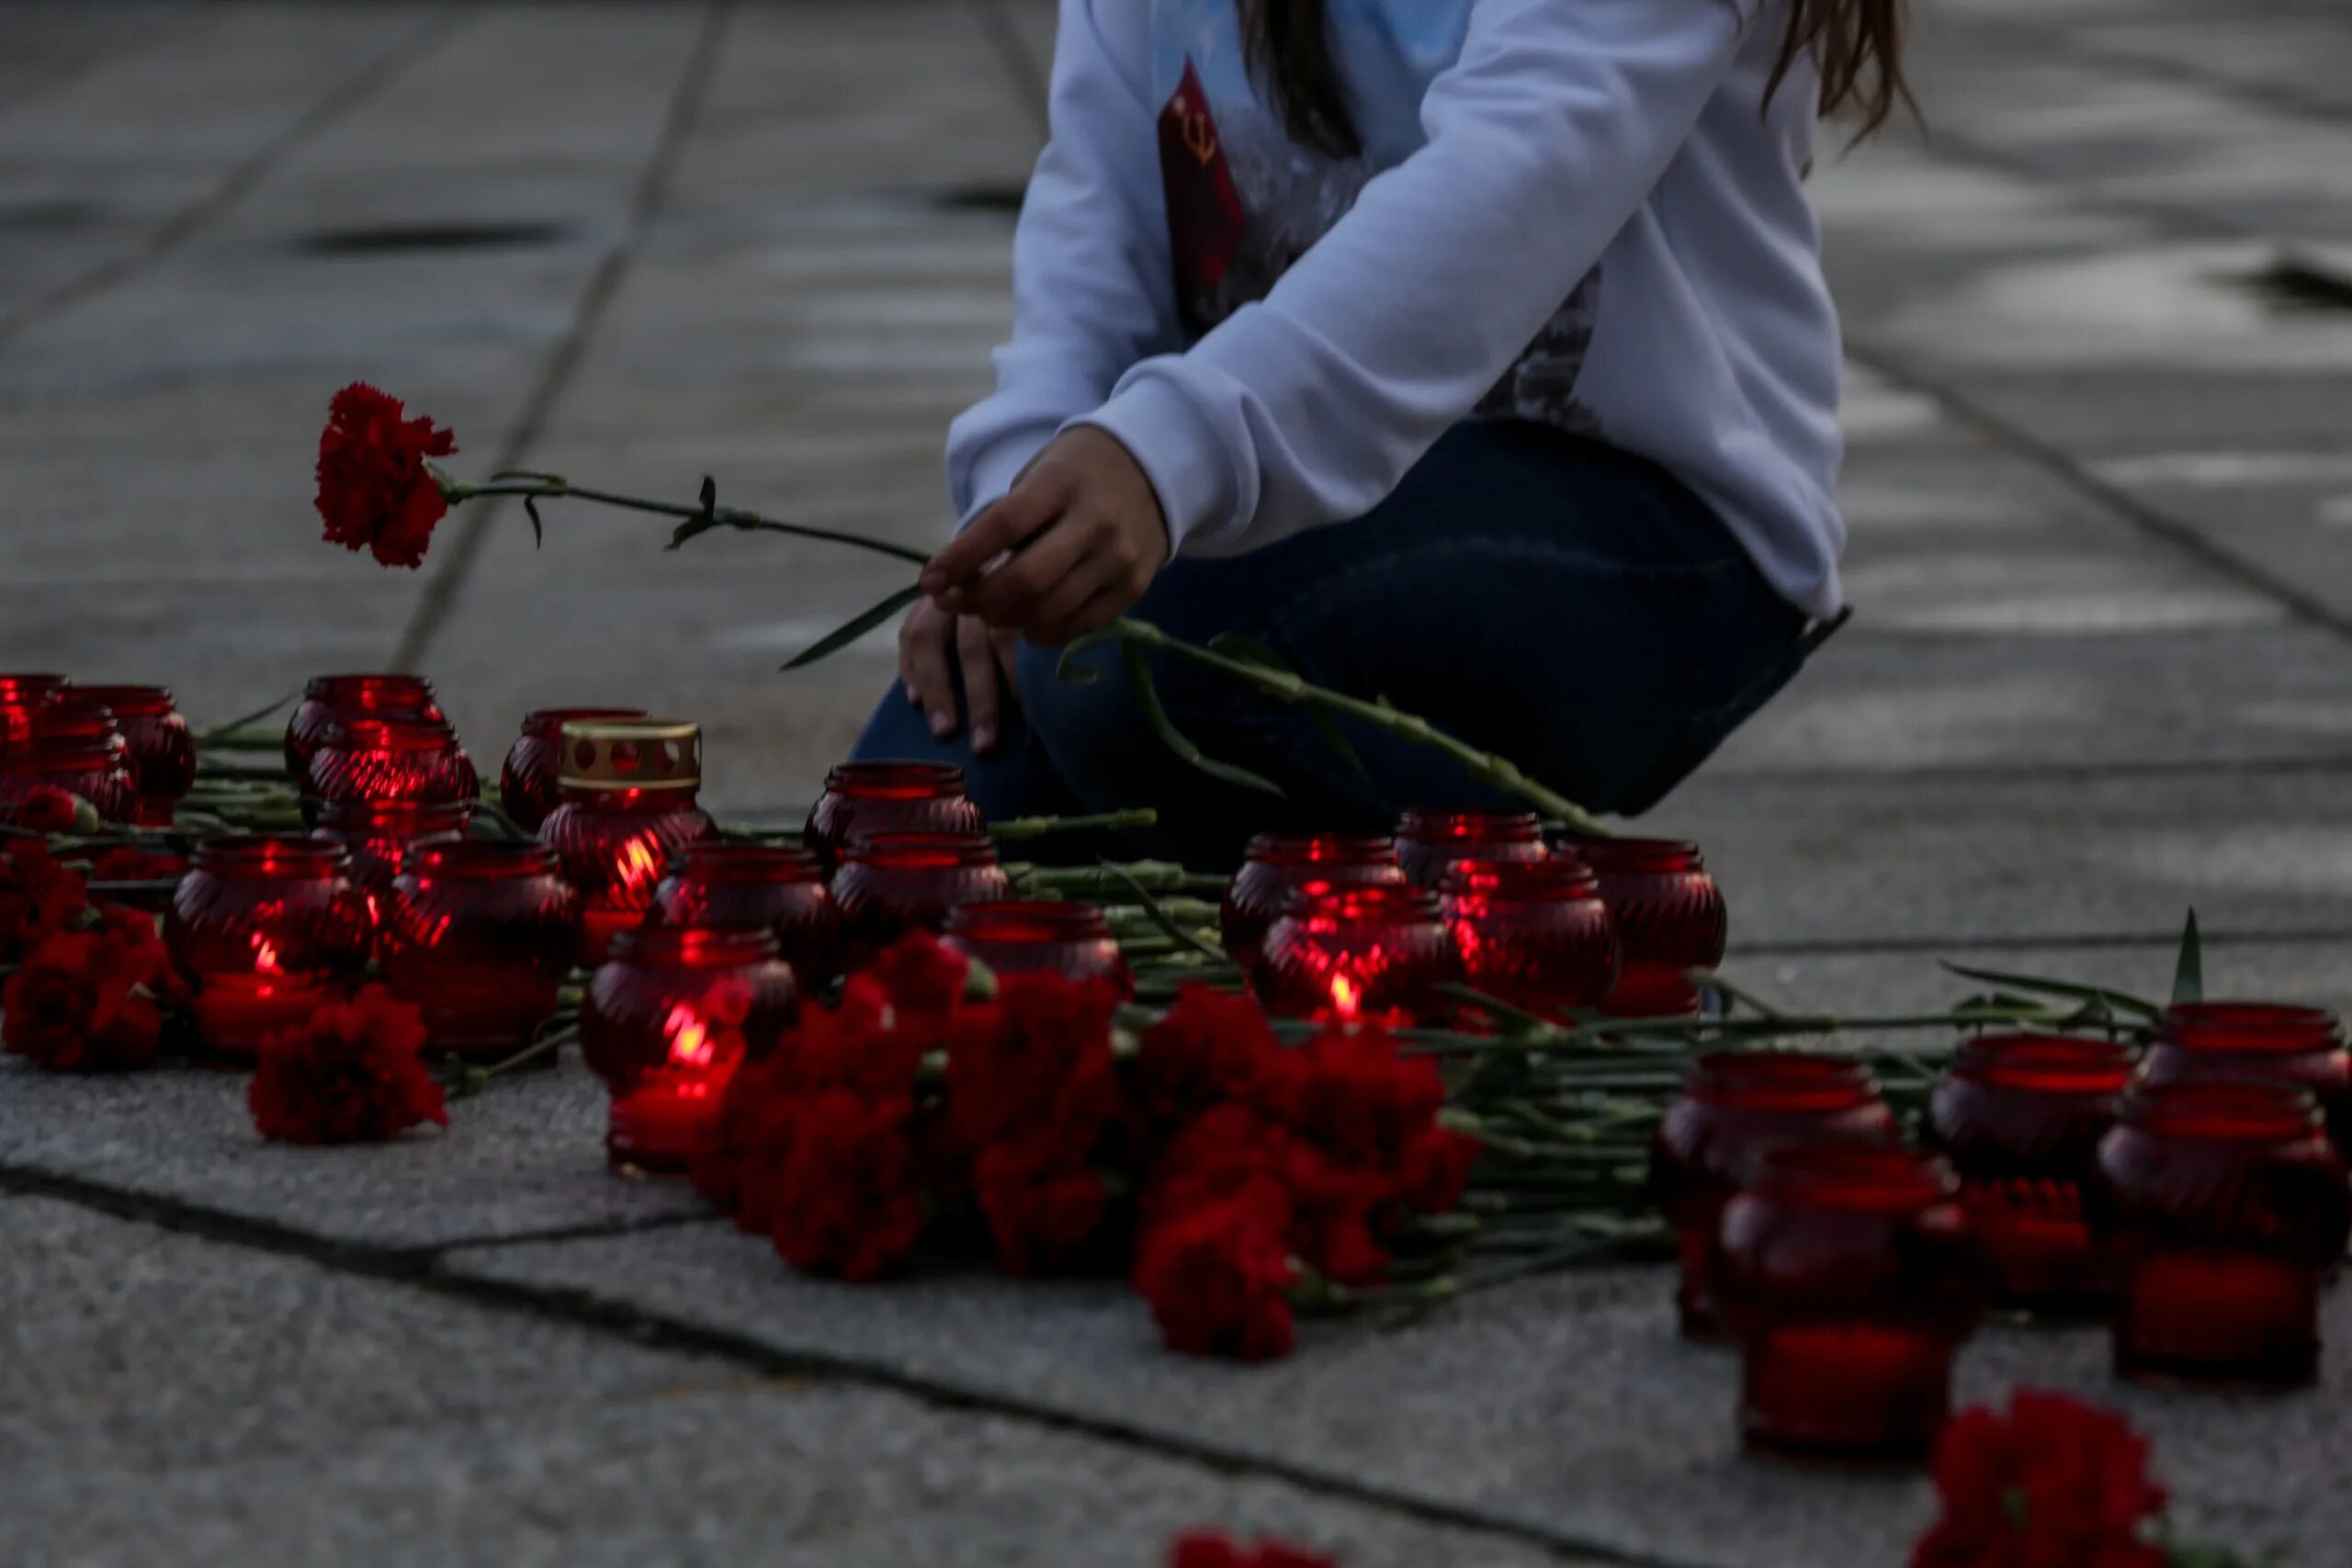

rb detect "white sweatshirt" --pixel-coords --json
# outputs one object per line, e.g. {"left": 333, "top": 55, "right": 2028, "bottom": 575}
{"left": 945, "top": 0, "right": 1846, "bottom": 620}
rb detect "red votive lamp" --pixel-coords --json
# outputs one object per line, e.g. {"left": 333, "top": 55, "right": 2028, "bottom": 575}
{"left": 831, "top": 829, "right": 1011, "bottom": 964}
{"left": 1256, "top": 884, "right": 1464, "bottom": 1025}
{"left": 500, "top": 705, "right": 648, "bottom": 832}
{"left": 303, "top": 716, "right": 477, "bottom": 817}
{"left": 1440, "top": 856, "right": 1619, "bottom": 1020}
{"left": 0, "top": 673, "right": 66, "bottom": 708}
{"left": 1925, "top": 1033, "right": 2134, "bottom": 1314}
{"left": 2141, "top": 1001, "right": 2352, "bottom": 1151}
{"left": 943, "top": 899, "right": 1131, "bottom": 990}
{"left": 286, "top": 673, "right": 447, "bottom": 780}
{"left": 1, "top": 695, "right": 137, "bottom": 822}
{"left": 71, "top": 685, "right": 194, "bottom": 826}
{"left": 1220, "top": 833, "right": 1408, "bottom": 971}
{"left": 1651, "top": 1050, "right": 1900, "bottom": 1340}
{"left": 804, "top": 761, "right": 985, "bottom": 874}
{"left": 538, "top": 718, "right": 717, "bottom": 965}
{"left": 1395, "top": 808, "right": 1549, "bottom": 889}
{"left": 379, "top": 841, "right": 581, "bottom": 1059}
{"left": 1564, "top": 837, "right": 1726, "bottom": 1017}
{"left": 1715, "top": 1143, "right": 1978, "bottom": 1463}
{"left": 311, "top": 797, "right": 476, "bottom": 905}
{"left": 2092, "top": 1081, "right": 2351, "bottom": 1390}
{"left": 581, "top": 924, "right": 799, "bottom": 1172}
{"left": 164, "top": 835, "right": 373, "bottom": 1059}
{"left": 650, "top": 842, "right": 846, "bottom": 994}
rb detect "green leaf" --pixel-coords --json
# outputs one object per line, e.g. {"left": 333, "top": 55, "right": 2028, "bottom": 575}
{"left": 1937, "top": 960, "right": 2161, "bottom": 1020}
{"left": 523, "top": 495, "right": 543, "bottom": 547}
{"left": 2170, "top": 908, "right": 2202, "bottom": 1006}
{"left": 488, "top": 468, "right": 567, "bottom": 484}
{"left": 783, "top": 584, "right": 923, "bottom": 671}
{"left": 1120, "top": 640, "right": 1284, "bottom": 797}
{"left": 1094, "top": 860, "right": 1233, "bottom": 964}
{"left": 1205, "top": 631, "right": 1375, "bottom": 784}
{"left": 1054, "top": 625, "right": 1129, "bottom": 686}
{"left": 698, "top": 475, "right": 718, "bottom": 516}
{"left": 1206, "top": 630, "right": 1290, "bottom": 670}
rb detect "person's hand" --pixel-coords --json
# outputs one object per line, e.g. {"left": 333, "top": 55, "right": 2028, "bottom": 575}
{"left": 898, "top": 594, "right": 1022, "bottom": 755}
{"left": 920, "top": 426, "right": 1170, "bottom": 647}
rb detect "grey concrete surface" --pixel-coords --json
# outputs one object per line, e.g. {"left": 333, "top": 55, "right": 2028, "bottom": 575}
{"left": 3, "top": 0, "right": 2351, "bottom": 1562}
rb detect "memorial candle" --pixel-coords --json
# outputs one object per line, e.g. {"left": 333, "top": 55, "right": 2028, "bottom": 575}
{"left": 164, "top": 836, "right": 372, "bottom": 1059}
{"left": 71, "top": 685, "right": 195, "bottom": 826}
{"left": 538, "top": 718, "right": 716, "bottom": 964}
{"left": 1394, "top": 808, "right": 1548, "bottom": 889}
{"left": 500, "top": 705, "right": 648, "bottom": 832}
{"left": 804, "top": 761, "right": 983, "bottom": 874}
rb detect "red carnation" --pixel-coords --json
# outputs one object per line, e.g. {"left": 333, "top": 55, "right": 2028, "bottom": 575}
{"left": 946, "top": 972, "right": 1125, "bottom": 1152}
{"left": 1133, "top": 983, "right": 1278, "bottom": 1141}
{"left": 1168, "top": 1534, "right": 1339, "bottom": 1568}
{"left": 1911, "top": 1391, "right": 2168, "bottom": 1568}
{"left": 15, "top": 786, "right": 81, "bottom": 834}
{"left": 89, "top": 844, "right": 188, "bottom": 884}
{"left": 971, "top": 1139, "right": 1111, "bottom": 1276}
{"left": 248, "top": 985, "right": 447, "bottom": 1145}
{"left": 866, "top": 929, "right": 973, "bottom": 1039}
{"left": 763, "top": 1088, "right": 929, "bottom": 1281}
{"left": 314, "top": 382, "right": 458, "bottom": 570}
{"left": 2, "top": 913, "right": 177, "bottom": 1072}
{"left": 1257, "top": 1022, "right": 1447, "bottom": 1170}
{"left": 1136, "top": 1183, "right": 1298, "bottom": 1361}
{"left": 0, "top": 839, "right": 87, "bottom": 964}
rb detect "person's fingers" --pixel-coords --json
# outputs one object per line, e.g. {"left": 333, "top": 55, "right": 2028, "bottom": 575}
{"left": 989, "top": 626, "right": 1023, "bottom": 713}
{"left": 1017, "top": 547, "right": 1115, "bottom": 643}
{"left": 958, "top": 514, "right": 1093, "bottom": 627}
{"left": 1031, "top": 581, "right": 1135, "bottom": 649}
{"left": 899, "top": 604, "right": 959, "bottom": 738}
{"left": 957, "top": 614, "right": 1004, "bottom": 754}
{"left": 923, "top": 471, "right": 1072, "bottom": 601}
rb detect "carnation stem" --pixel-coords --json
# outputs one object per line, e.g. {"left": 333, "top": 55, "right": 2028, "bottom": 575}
{"left": 989, "top": 808, "right": 1159, "bottom": 840}
{"left": 448, "top": 479, "right": 936, "bottom": 569}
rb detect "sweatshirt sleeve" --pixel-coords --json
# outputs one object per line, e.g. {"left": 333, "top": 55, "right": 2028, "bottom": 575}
{"left": 944, "top": 0, "right": 1182, "bottom": 524}
{"left": 1074, "top": 0, "right": 1759, "bottom": 556}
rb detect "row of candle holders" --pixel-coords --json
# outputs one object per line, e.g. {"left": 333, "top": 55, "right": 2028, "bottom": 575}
{"left": 1652, "top": 1007, "right": 2352, "bottom": 1462}
{"left": 0, "top": 673, "right": 195, "bottom": 826}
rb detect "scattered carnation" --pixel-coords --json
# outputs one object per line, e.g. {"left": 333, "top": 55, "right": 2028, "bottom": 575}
{"left": 13, "top": 786, "right": 82, "bottom": 834}
{"left": 1910, "top": 1390, "right": 2169, "bottom": 1568}
{"left": 0, "top": 839, "right": 87, "bottom": 964}
{"left": 1, "top": 909, "right": 179, "bottom": 1072}
{"left": 1167, "top": 1533, "right": 1339, "bottom": 1568}
{"left": 761, "top": 1087, "right": 930, "bottom": 1281}
{"left": 314, "top": 382, "right": 458, "bottom": 570}
{"left": 1132, "top": 983, "right": 1279, "bottom": 1145}
{"left": 1136, "top": 1184, "right": 1299, "bottom": 1362}
{"left": 867, "top": 928, "right": 976, "bottom": 1037}
{"left": 248, "top": 985, "right": 447, "bottom": 1145}
{"left": 89, "top": 844, "right": 189, "bottom": 884}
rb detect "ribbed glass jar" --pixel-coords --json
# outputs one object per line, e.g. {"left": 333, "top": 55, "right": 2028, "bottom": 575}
{"left": 1220, "top": 833, "right": 1408, "bottom": 972}
{"left": 803, "top": 761, "right": 984, "bottom": 874}
{"left": 310, "top": 797, "right": 477, "bottom": 899}
{"left": 499, "top": 706, "right": 648, "bottom": 832}
{"left": 286, "top": 673, "right": 447, "bottom": 781}
{"left": 2140, "top": 1002, "right": 2351, "bottom": 1152}
{"left": 537, "top": 719, "right": 716, "bottom": 966}
{"left": 1256, "top": 885, "right": 1464, "bottom": 1024}
{"left": 1564, "top": 837, "right": 1726, "bottom": 1018}
{"left": 943, "top": 899, "right": 1130, "bottom": 990}
{"left": 379, "top": 841, "right": 580, "bottom": 1058}
{"left": 649, "top": 842, "right": 845, "bottom": 994}
{"left": 303, "top": 716, "right": 477, "bottom": 816}
{"left": 164, "top": 836, "right": 372, "bottom": 1059}
{"left": 1394, "top": 808, "right": 1548, "bottom": 890}
{"left": 72, "top": 685, "right": 193, "bottom": 826}
{"left": 1440, "top": 856, "right": 1619, "bottom": 1021}
{"left": 831, "top": 830, "right": 1011, "bottom": 965}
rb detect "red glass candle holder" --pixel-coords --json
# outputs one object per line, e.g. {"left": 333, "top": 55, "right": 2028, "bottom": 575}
{"left": 1256, "top": 885, "right": 1464, "bottom": 1024}
{"left": 71, "top": 685, "right": 194, "bottom": 826}
{"left": 1440, "top": 856, "right": 1619, "bottom": 1020}
{"left": 311, "top": 797, "right": 477, "bottom": 902}
{"left": 1715, "top": 1144, "right": 1978, "bottom": 1463}
{"left": 580, "top": 924, "right": 799, "bottom": 1172}
{"left": 831, "top": 830, "right": 1011, "bottom": 964}
{"left": 1925, "top": 1033, "right": 2134, "bottom": 1313}
{"left": 803, "top": 761, "right": 985, "bottom": 874}
{"left": 0, "top": 732, "right": 136, "bottom": 822}
{"left": 2141, "top": 1001, "right": 2351, "bottom": 1151}
{"left": 164, "top": 836, "right": 373, "bottom": 1059}
{"left": 2092, "top": 1081, "right": 2352, "bottom": 1390}
{"left": 1395, "top": 808, "right": 1548, "bottom": 889}
{"left": 650, "top": 842, "right": 845, "bottom": 994}
{"left": 1650, "top": 1051, "right": 1900, "bottom": 1340}
{"left": 379, "top": 841, "right": 581, "bottom": 1059}
{"left": 0, "top": 673, "right": 66, "bottom": 710}
{"left": 286, "top": 673, "right": 447, "bottom": 780}
{"left": 1564, "top": 837, "right": 1726, "bottom": 1018}
{"left": 538, "top": 718, "right": 716, "bottom": 965}
{"left": 500, "top": 705, "right": 648, "bottom": 833}
{"left": 303, "top": 716, "right": 478, "bottom": 815}
{"left": 943, "top": 899, "right": 1131, "bottom": 991}
{"left": 1220, "top": 833, "right": 1408, "bottom": 971}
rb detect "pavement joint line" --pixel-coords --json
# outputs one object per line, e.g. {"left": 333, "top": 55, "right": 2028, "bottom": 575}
{"left": 1955, "top": 14, "right": 2352, "bottom": 134}
{"left": 0, "top": 1156, "right": 1670, "bottom": 1568}
{"left": 390, "top": 0, "right": 738, "bottom": 673}
{"left": 0, "top": 4, "right": 218, "bottom": 124}
{"left": 0, "top": 2, "right": 471, "bottom": 359}
{"left": 965, "top": 0, "right": 1052, "bottom": 141}
{"left": 1727, "top": 925, "right": 2352, "bottom": 961}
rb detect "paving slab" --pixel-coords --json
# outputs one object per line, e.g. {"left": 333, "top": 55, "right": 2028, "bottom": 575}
{"left": 444, "top": 1208, "right": 2352, "bottom": 1567}
{"left": 0, "top": 1058, "right": 703, "bottom": 1253}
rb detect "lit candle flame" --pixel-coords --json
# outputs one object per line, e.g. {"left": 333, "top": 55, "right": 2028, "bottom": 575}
{"left": 663, "top": 1002, "right": 713, "bottom": 1067}
{"left": 618, "top": 837, "right": 662, "bottom": 892}
{"left": 1329, "top": 972, "right": 1361, "bottom": 1022}
{"left": 251, "top": 935, "right": 280, "bottom": 975}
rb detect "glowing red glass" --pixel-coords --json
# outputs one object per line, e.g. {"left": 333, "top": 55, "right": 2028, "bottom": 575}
{"left": 304, "top": 716, "right": 477, "bottom": 815}
{"left": 1924, "top": 1033, "right": 2132, "bottom": 1313}
{"left": 2092, "top": 1081, "right": 2351, "bottom": 1390}
{"left": 71, "top": 685, "right": 194, "bottom": 826}
{"left": 0, "top": 731, "right": 135, "bottom": 822}
{"left": 1220, "top": 833, "right": 1408, "bottom": 970}
{"left": 164, "top": 836, "right": 373, "bottom": 1059}
{"left": 1714, "top": 1144, "right": 1978, "bottom": 1463}
{"left": 1256, "top": 884, "right": 1463, "bottom": 1024}
{"left": 379, "top": 841, "right": 581, "bottom": 1059}
{"left": 286, "top": 674, "right": 447, "bottom": 780}
{"left": 2141, "top": 1001, "right": 2350, "bottom": 1151}
{"left": 1394, "top": 808, "right": 1548, "bottom": 889}
{"left": 804, "top": 761, "right": 984, "bottom": 874}
{"left": 310, "top": 797, "right": 476, "bottom": 900}
{"left": 1564, "top": 837, "right": 1726, "bottom": 1018}
{"left": 1440, "top": 856, "right": 1619, "bottom": 1020}
{"left": 580, "top": 924, "right": 799, "bottom": 1172}
{"left": 1650, "top": 1050, "right": 1899, "bottom": 1339}
{"left": 649, "top": 842, "right": 845, "bottom": 993}
{"left": 541, "top": 783, "right": 717, "bottom": 967}
{"left": 831, "top": 830, "right": 1011, "bottom": 964}
{"left": 499, "top": 706, "right": 648, "bottom": 832}
{"left": 943, "top": 899, "right": 1130, "bottom": 990}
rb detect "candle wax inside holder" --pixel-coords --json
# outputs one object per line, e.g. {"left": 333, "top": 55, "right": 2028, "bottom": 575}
{"left": 1741, "top": 1322, "right": 1953, "bottom": 1463}
{"left": 607, "top": 1074, "right": 728, "bottom": 1173}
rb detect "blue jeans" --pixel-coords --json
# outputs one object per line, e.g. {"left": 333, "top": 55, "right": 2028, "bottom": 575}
{"left": 854, "top": 422, "right": 1824, "bottom": 868}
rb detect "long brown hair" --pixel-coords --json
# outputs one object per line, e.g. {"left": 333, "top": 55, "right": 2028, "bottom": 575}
{"left": 1239, "top": 0, "right": 1911, "bottom": 161}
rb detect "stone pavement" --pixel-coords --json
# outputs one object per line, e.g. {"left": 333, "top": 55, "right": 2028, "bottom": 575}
{"left": 4, "top": 0, "right": 2352, "bottom": 1563}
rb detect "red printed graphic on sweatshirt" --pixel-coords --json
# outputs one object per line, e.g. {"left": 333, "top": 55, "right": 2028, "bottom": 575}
{"left": 1158, "top": 59, "right": 1246, "bottom": 339}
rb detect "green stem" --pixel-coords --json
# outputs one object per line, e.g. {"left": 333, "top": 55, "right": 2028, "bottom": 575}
{"left": 989, "top": 808, "right": 1158, "bottom": 840}
{"left": 451, "top": 479, "right": 934, "bottom": 569}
